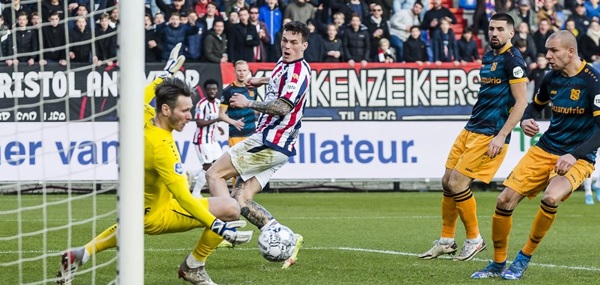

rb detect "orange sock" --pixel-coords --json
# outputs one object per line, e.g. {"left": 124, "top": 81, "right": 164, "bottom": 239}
{"left": 522, "top": 201, "right": 557, "bottom": 256}
{"left": 492, "top": 207, "right": 513, "bottom": 263}
{"left": 84, "top": 224, "right": 118, "bottom": 257}
{"left": 454, "top": 188, "right": 479, "bottom": 239}
{"left": 441, "top": 189, "right": 458, "bottom": 238}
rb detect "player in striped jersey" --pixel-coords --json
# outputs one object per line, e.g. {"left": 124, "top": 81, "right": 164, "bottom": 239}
{"left": 472, "top": 31, "right": 600, "bottom": 280}
{"left": 419, "top": 13, "right": 529, "bottom": 262}
{"left": 189, "top": 79, "right": 224, "bottom": 198}
{"left": 206, "top": 21, "right": 310, "bottom": 269}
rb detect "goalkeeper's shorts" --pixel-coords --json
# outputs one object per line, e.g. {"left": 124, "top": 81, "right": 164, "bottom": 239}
{"left": 144, "top": 198, "right": 209, "bottom": 235}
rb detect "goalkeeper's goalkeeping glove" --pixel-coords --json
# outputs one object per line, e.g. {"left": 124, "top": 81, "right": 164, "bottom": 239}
{"left": 210, "top": 219, "right": 253, "bottom": 244}
{"left": 163, "top": 43, "right": 185, "bottom": 76}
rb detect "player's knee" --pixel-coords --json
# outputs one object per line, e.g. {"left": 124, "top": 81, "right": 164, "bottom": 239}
{"left": 540, "top": 195, "right": 560, "bottom": 207}
{"left": 218, "top": 198, "right": 241, "bottom": 221}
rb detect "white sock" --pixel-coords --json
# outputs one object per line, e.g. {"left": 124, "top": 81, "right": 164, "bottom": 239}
{"left": 438, "top": 237, "right": 454, "bottom": 245}
{"left": 260, "top": 219, "right": 279, "bottom": 232}
{"left": 466, "top": 235, "right": 482, "bottom": 244}
{"left": 186, "top": 254, "right": 205, "bottom": 268}
{"left": 191, "top": 170, "right": 206, "bottom": 198}
{"left": 81, "top": 247, "right": 91, "bottom": 264}
{"left": 584, "top": 178, "right": 593, "bottom": 196}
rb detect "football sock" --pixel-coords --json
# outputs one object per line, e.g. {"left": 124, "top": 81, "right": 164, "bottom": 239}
{"left": 584, "top": 178, "right": 593, "bottom": 196}
{"left": 192, "top": 229, "right": 223, "bottom": 263}
{"left": 84, "top": 224, "right": 118, "bottom": 261}
{"left": 186, "top": 253, "right": 206, "bottom": 268}
{"left": 441, "top": 188, "right": 458, "bottom": 239}
{"left": 453, "top": 188, "right": 480, "bottom": 239}
{"left": 522, "top": 200, "right": 557, "bottom": 256}
{"left": 192, "top": 169, "right": 206, "bottom": 198}
{"left": 492, "top": 207, "right": 512, "bottom": 263}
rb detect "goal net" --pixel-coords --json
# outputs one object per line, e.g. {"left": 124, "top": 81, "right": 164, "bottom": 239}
{"left": 0, "top": 0, "right": 144, "bottom": 284}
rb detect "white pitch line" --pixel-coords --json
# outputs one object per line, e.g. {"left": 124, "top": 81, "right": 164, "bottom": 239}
{"left": 2, "top": 247, "right": 599, "bottom": 272}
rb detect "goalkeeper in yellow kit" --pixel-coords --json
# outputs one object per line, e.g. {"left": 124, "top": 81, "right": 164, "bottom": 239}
{"left": 56, "top": 44, "right": 252, "bottom": 285}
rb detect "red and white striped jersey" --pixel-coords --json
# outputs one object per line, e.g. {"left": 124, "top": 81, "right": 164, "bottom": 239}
{"left": 257, "top": 58, "right": 311, "bottom": 156}
{"left": 192, "top": 98, "right": 221, "bottom": 145}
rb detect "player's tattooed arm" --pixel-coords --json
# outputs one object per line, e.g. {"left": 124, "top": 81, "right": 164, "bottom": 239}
{"left": 249, "top": 99, "right": 292, "bottom": 116}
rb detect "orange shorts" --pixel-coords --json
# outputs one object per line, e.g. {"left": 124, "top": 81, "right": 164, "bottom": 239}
{"left": 445, "top": 128, "right": 508, "bottom": 183}
{"left": 503, "top": 145, "right": 594, "bottom": 200}
{"left": 144, "top": 198, "right": 209, "bottom": 235}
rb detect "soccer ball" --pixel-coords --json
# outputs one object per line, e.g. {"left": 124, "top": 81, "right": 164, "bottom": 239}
{"left": 258, "top": 225, "right": 296, "bottom": 262}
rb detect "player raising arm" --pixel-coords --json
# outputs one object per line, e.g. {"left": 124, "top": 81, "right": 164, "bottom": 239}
{"left": 57, "top": 44, "right": 252, "bottom": 285}
{"left": 472, "top": 30, "right": 600, "bottom": 280}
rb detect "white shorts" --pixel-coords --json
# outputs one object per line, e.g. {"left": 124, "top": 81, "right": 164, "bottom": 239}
{"left": 227, "top": 133, "right": 288, "bottom": 189}
{"left": 195, "top": 142, "right": 223, "bottom": 165}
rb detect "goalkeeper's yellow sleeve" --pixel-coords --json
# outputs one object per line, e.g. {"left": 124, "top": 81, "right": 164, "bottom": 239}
{"left": 168, "top": 181, "right": 217, "bottom": 228}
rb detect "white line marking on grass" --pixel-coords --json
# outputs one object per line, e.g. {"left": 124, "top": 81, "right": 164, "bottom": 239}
{"left": 3, "top": 247, "right": 599, "bottom": 272}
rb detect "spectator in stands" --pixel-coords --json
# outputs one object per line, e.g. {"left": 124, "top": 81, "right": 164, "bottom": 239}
{"left": 537, "top": 0, "right": 563, "bottom": 32}
{"left": 515, "top": 38, "right": 536, "bottom": 67}
{"left": 226, "top": 0, "right": 249, "bottom": 16}
{"left": 508, "top": 0, "right": 537, "bottom": 33}
{"left": 227, "top": 8, "right": 260, "bottom": 62}
{"left": 156, "top": 12, "right": 200, "bottom": 61}
{"left": 200, "top": 2, "right": 224, "bottom": 30}
{"left": 375, "top": 38, "right": 395, "bottom": 62}
{"left": 93, "top": 13, "right": 117, "bottom": 66}
{"left": 41, "top": 0, "right": 68, "bottom": 22}
{"left": 154, "top": 12, "right": 166, "bottom": 25}
{"left": 342, "top": 13, "right": 370, "bottom": 67}
{"left": 388, "top": 1, "right": 423, "bottom": 63}
{"left": 585, "top": 0, "right": 600, "bottom": 21}
{"left": 109, "top": 7, "right": 119, "bottom": 28}
{"left": 421, "top": 0, "right": 456, "bottom": 37}
{"left": 304, "top": 18, "right": 325, "bottom": 62}
{"left": 5, "top": 12, "right": 37, "bottom": 66}
{"left": 323, "top": 23, "right": 343, "bottom": 62}
{"left": 145, "top": 13, "right": 163, "bottom": 62}
{"left": 456, "top": 27, "right": 481, "bottom": 64}
{"left": 527, "top": 53, "right": 550, "bottom": 101}
{"left": 226, "top": 10, "right": 239, "bottom": 31}
{"left": 30, "top": 12, "right": 41, "bottom": 27}
{"left": 248, "top": 6, "right": 271, "bottom": 62}
{"left": 195, "top": 0, "right": 211, "bottom": 17}
{"left": 403, "top": 25, "right": 428, "bottom": 64}
{"left": 284, "top": 0, "right": 315, "bottom": 26}
{"left": 69, "top": 16, "right": 92, "bottom": 62}
{"left": 202, "top": 18, "right": 227, "bottom": 62}
{"left": 512, "top": 21, "right": 537, "bottom": 56}
{"left": 185, "top": 11, "right": 205, "bottom": 62}
{"left": 568, "top": 2, "right": 592, "bottom": 35}
{"left": 344, "top": 0, "right": 369, "bottom": 21}
{"left": 2, "top": 0, "right": 31, "bottom": 27}
{"left": 157, "top": 0, "right": 190, "bottom": 19}
{"left": 0, "top": 15, "right": 9, "bottom": 58}
{"left": 564, "top": 18, "right": 581, "bottom": 38}
{"left": 42, "top": 12, "right": 67, "bottom": 65}
{"left": 259, "top": 0, "right": 283, "bottom": 62}
{"left": 533, "top": 18, "right": 553, "bottom": 54}
{"left": 431, "top": 17, "right": 458, "bottom": 65}
{"left": 579, "top": 19, "right": 600, "bottom": 63}
{"left": 274, "top": 17, "right": 291, "bottom": 59}
{"left": 68, "top": 4, "right": 90, "bottom": 30}
{"left": 364, "top": 3, "right": 390, "bottom": 62}
{"left": 394, "top": 0, "right": 418, "bottom": 13}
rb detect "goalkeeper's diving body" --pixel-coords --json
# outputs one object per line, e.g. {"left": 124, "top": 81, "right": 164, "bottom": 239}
{"left": 56, "top": 44, "right": 252, "bottom": 285}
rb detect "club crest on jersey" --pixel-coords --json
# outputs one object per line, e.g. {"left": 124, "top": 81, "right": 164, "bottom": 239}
{"left": 594, "top": 94, "right": 600, "bottom": 107}
{"left": 174, "top": 162, "right": 184, "bottom": 175}
{"left": 249, "top": 90, "right": 255, "bottom": 98}
{"left": 570, "top": 89, "right": 580, "bottom": 101}
{"left": 512, "top": 67, "right": 524, "bottom": 78}
{"left": 292, "top": 73, "right": 300, "bottom": 80}
{"left": 491, "top": 62, "right": 497, "bottom": 72}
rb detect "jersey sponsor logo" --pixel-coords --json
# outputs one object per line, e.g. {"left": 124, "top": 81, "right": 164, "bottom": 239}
{"left": 174, "top": 162, "right": 184, "bottom": 175}
{"left": 512, "top": 67, "right": 524, "bottom": 78}
{"left": 286, "top": 84, "right": 296, "bottom": 91}
{"left": 491, "top": 62, "right": 497, "bottom": 71}
{"left": 594, "top": 94, "right": 600, "bottom": 107}
{"left": 480, "top": 77, "right": 502, "bottom": 84}
{"left": 570, "top": 89, "right": 580, "bottom": 101}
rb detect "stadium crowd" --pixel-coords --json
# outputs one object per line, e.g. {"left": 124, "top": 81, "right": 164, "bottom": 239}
{"left": 0, "top": 0, "right": 599, "bottom": 72}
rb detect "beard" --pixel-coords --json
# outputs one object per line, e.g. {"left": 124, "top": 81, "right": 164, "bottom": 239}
{"left": 489, "top": 39, "right": 504, "bottom": 50}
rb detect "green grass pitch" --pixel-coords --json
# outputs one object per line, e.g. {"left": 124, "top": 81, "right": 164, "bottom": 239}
{"left": 1, "top": 191, "right": 599, "bottom": 284}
